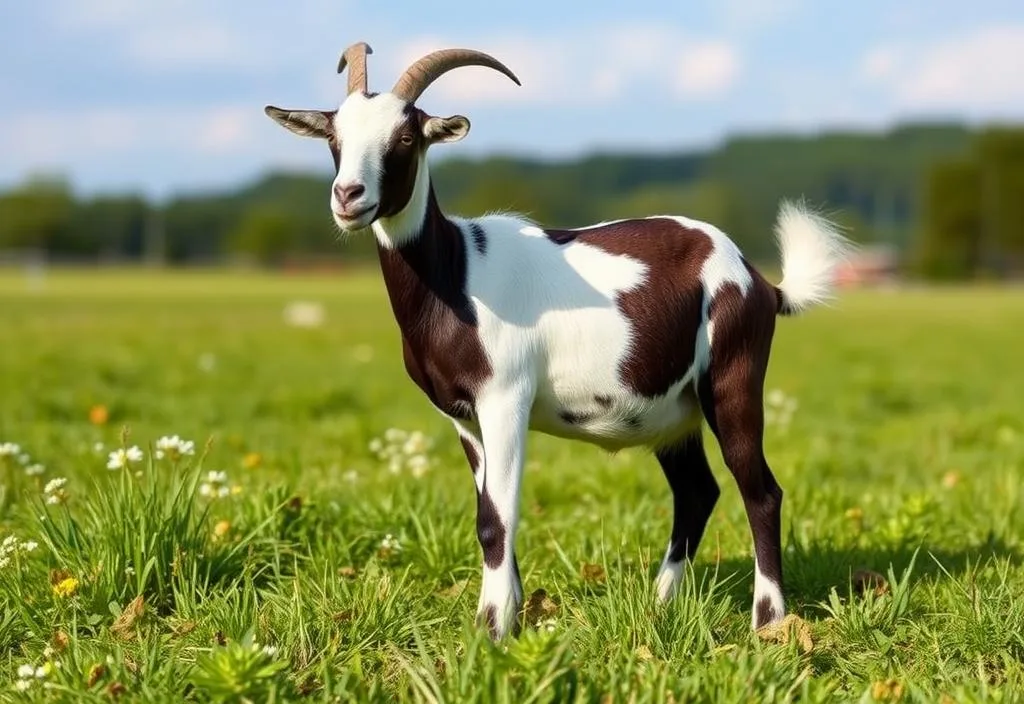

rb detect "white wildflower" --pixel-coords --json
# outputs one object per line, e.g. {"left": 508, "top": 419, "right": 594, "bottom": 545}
{"left": 198, "top": 470, "right": 231, "bottom": 499}
{"left": 107, "top": 446, "right": 144, "bottom": 470}
{"left": 93, "top": 442, "right": 105, "bottom": 453}
{"left": 369, "top": 427, "right": 436, "bottom": 476}
{"left": 2, "top": 534, "right": 41, "bottom": 565}
{"left": 765, "top": 389, "right": 799, "bottom": 430}
{"left": 403, "top": 430, "right": 430, "bottom": 455}
{"left": 42, "top": 646, "right": 55, "bottom": 658}
{"left": 154, "top": 435, "right": 195, "bottom": 461}
{"left": 14, "top": 679, "right": 31, "bottom": 692}
{"left": 43, "top": 477, "right": 68, "bottom": 505}
{"left": 408, "top": 454, "right": 430, "bottom": 478}
{"left": 25, "top": 463, "right": 45, "bottom": 476}
{"left": 16, "top": 664, "right": 34, "bottom": 679}
{"left": 43, "top": 478, "right": 66, "bottom": 494}
{"left": 18, "top": 453, "right": 31, "bottom": 465}
{"left": 34, "top": 666, "right": 48, "bottom": 679}
{"left": 380, "top": 534, "right": 402, "bottom": 552}
{"left": 262, "top": 645, "right": 278, "bottom": 657}
{"left": 283, "top": 301, "right": 325, "bottom": 328}
{"left": 0, "top": 442, "right": 22, "bottom": 457}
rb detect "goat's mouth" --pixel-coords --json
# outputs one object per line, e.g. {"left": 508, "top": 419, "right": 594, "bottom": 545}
{"left": 332, "top": 203, "right": 378, "bottom": 230}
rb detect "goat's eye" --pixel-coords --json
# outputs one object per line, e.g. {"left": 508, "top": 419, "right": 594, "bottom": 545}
{"left": 400, "top": 134, "right": 414, "bottom": 146}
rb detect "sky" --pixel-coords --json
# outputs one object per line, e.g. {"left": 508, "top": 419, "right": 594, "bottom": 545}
{"left": 1, "top": 0, "right": 1023, "bottom": 201}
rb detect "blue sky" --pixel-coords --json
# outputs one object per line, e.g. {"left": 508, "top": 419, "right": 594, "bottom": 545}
{"left": 2, "top": 0, "right": 1023, "bottom": 201}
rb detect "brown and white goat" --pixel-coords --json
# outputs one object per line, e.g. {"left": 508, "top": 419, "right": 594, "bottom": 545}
{"left": 265, "top": 42, "right": 852, "bottom": 640}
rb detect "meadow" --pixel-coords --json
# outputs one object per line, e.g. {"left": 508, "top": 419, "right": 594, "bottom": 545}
{"left": 1, "top": 266, "right": 1023, "bottom": 702}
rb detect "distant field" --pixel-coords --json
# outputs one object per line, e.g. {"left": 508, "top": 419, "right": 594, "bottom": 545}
{"left": 1, "top": 266, "right": 1023, "bottom": 702}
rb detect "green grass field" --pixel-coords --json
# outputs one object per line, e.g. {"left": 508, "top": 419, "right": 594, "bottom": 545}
{"left": 1, "top": 267, "right": 1023, "bottom": 702}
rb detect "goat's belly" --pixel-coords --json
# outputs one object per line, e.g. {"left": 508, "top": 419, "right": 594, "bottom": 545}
{"left": 528, "top": 380, "right": 702, "bottom": 451}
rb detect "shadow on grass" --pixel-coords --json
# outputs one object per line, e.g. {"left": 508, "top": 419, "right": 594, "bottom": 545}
{"left": 683, "top": 533, "right": 1024, "bottom": 620}
{"left": 557, "top": 533, "right": 1023, "bottom": 621}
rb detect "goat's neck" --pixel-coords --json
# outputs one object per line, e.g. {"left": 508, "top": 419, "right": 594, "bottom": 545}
{"left": 373, "top": 168, "right": 469, "bottom": 339}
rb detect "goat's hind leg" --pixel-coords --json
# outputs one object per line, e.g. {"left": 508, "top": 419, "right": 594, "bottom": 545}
{"left": 698, "top": 282, "right": 786, "bottom": 630}
{"left": 654, "top": 432, "right": 720, "bottom": 601}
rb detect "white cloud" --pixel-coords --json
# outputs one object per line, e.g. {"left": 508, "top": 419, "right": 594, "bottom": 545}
{"left": 859, "top": 25, "right": 1024, "bottom": 114}
{"left": 383, "top": 26, "right": 743, "bottom": 108}
{"left": 126, "top": 25, "right": 257, "bottom": 71}
{"left": 674, "top": 41, "right": 742, "bottom": 99}
{"left": 50, "top": 0, "right": 349, "bottom": 74}
{"left": 0, "top": 104, "right": 269, "bottom": 168}
{"left": 715, "top": 0, "right": 804, "bottom": 33}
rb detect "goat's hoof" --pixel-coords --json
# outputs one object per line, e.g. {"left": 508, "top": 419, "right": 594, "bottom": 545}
{"left": 476, "top": 602, "right": 521, "bottom": 641}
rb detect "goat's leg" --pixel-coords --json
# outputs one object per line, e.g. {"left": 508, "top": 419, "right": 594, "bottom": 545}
{"left": 698, "top": 285, "right": 785, "bottom": 630}
{"left": 653, "top": 432, "right": 721, "bottom": 600}
{"left": 701, "top": 365, "right": 785, "bottom": 629}
{"left": 455, "top": 389, "right": 530, "bottom": 640}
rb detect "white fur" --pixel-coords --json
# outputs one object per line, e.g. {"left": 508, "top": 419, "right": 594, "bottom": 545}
{"left": 752, "top": 557, "right": 786, "bottom": 629}
{"left": 655, "top": 542, "right": 684, "bottom": 601}
{"left": 331, "top": 93, "right": 409, "bottom": 232}
{"left": 774, "top": 199, "right": 855, "bottom": 313}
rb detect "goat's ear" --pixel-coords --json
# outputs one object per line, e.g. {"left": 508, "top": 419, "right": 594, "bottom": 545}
{"left": 264, "top": 106, "right": 334, "bottom": 139}
{"left": 422, "top": 114, "right": 470, "bottom": 144}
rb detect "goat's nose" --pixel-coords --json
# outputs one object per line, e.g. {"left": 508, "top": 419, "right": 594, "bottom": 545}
{"left": 333, "top": 182, "right": 366, "bottom": 207}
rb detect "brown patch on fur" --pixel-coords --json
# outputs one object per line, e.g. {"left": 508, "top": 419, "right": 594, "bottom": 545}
{"left": 476, "top": 487, "right": 505, "bottom": 569}
{"left": 698, "top": 270, "right": 787, "bottom": 616}
{"left": 755, "top": 596, "right": 775, "bottom": 629}
{"left": 376, "top": 187, "right": 492, "bottom": 420}
{"left": 459, "top": 434, "right": 481, "bottom": 474}
{"left": 544, "top": 219, "right": 714, "bottom": 397}
{"left": 478, "top": 605, "right": 499, "bottom": 639}
{"left": 376, "top": 106, "right": 426, "bottom": 219}
{"left": 656, "top": 433, "right": 720, "bottom": 563}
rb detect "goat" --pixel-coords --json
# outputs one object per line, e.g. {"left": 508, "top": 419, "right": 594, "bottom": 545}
{"left": 264, "top": 41, "right": 853, "bottom": 640}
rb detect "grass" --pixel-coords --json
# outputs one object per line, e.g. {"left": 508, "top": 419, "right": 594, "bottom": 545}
{"left": 1, "top": 266, "right": 1023, "bottom": 702}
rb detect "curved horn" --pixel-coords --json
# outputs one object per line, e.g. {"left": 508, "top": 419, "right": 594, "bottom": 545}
{"left": 337, "top": 41, "right": 373, "bottom": 95}
{"left": 391, "top": 48, "right": 521, "bottom": 103}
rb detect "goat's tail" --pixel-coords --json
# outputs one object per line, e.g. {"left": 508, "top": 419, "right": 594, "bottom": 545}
{"left": 771, "top": 199, "right": 855, "bottom": 316}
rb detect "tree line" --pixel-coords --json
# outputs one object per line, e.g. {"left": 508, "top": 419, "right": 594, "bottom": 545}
{"left": 1, "top": 121, "right": 1022, "bottom": 279}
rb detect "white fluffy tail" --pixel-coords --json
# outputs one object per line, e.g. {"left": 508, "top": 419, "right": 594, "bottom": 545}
{"left": 772, "top": 199, "right": 854, "bottom": 316}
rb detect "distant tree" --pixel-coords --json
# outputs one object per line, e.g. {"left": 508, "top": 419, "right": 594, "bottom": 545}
{"left": 913, "top": 159, "right": 982, "bottom": 280}
{"left": 75, "top": 195, "right": 151, "bottom": 260}
{"left": 226, "top": 208, "right": 294, "bottom": 265}
{"left": 975, "top": 127, "right": 1024, "bottom": 275}
{"left": 0, "top": 176, "right": 76, "bottom": 256}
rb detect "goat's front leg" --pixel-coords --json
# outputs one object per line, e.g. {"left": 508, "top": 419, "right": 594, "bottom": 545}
{"left": 454, "top": 387, "right": 531, "bottom": 640}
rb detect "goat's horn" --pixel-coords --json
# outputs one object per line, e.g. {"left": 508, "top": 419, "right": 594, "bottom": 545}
{"left": 391, "top": 48, "right": 520, "bottom": 104}
{"left": 337, "top": 41, "right": 373, "bottom": 95}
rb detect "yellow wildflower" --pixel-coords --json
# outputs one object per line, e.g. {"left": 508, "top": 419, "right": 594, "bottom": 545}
{"left": 53, "top": 577, "right": 79, "bottom": 598}
{"left": 213, "top": 520, "right": 231, "bottom": 539}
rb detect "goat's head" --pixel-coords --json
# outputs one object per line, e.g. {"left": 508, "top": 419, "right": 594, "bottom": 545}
{"left": 265, "top": 42, "right": 520, "bottom": 232}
